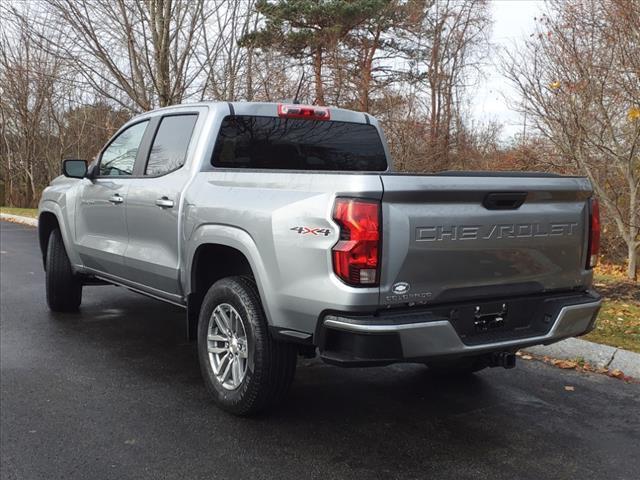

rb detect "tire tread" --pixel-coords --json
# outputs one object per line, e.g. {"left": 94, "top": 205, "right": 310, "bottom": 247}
{"left": 198, "top": 275, "right": 296, "bottom": 415}
{"left": 45, "top": 229, "right": 82, "bottom": 312}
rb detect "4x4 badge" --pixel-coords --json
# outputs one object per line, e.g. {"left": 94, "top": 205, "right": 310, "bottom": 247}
{"left": 290, "top": 226, "right": 331, "bottom": 236}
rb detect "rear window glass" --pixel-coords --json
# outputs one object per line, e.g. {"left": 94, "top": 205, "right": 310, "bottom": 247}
{"left": 146, "top": 114, "right": 198, "bottom": 176}
{"left": 211, "top": 115, "right": 387, "bottom": 171}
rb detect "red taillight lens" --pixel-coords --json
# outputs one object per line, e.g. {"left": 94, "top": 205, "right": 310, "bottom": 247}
{"left": 587, "top": 198, "right": 600, "bottom": 268}
{"left": 332, "top": 198, "right": 380, "bottom": 286}
{"left": 277, "top": 104, "right": 330, "bottom": 120}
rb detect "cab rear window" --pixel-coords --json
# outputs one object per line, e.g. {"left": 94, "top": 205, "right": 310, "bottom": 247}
{"left": 212, "top": 115, "right": 387, "bottom": 171}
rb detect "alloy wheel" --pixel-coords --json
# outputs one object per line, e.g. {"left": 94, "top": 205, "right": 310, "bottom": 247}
{"left": 207, "top": 303, "right": 249, "bottom": 390}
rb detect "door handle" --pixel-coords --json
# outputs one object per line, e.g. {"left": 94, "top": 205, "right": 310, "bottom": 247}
{"left": 108, "top": 194, "right": 124, "bottom": 204}
{"left": 156, "top": 197, "right": 174, "bottom": 208}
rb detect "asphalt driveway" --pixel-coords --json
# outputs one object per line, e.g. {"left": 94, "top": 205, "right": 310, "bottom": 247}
{"left": 1, "top": 220, "right": 639, "bottom": 480}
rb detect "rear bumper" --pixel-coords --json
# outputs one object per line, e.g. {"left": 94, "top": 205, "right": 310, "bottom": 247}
{"left": 318, "top": 291, "right": 601, "bottom": 366}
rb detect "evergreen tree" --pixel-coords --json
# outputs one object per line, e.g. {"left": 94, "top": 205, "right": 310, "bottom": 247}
{"left": 242, "top": 0, "right": 390, "bottom": 105}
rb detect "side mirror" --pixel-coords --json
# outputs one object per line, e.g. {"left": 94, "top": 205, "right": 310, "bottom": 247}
{"left": 62, "top": 159, "right": 88, "bottom": 179}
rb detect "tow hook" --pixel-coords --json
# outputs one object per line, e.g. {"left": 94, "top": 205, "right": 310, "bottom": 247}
{"left": 490, "top": 352, "right": 517, "bottom": 369}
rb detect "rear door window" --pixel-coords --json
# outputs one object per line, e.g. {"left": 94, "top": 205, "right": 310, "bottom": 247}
{"left": 145, "top": 114, "right": 198, "bottom": 176}
{"left": 212, "top": 116, "right": 387, "bottom": 171}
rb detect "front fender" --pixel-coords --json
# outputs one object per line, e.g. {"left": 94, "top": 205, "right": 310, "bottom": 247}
{"left": 38, "top": 198, "right": 82, "bottom": 269}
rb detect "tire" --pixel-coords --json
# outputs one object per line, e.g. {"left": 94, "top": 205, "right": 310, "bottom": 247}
{"left": 45, "top": 229, "right": 82, "bottom": 312}
{"left": 426, "top": 356, "right": 488, "bottom": 376}
{"left": 197, "top": 276, "right": 297, "bottom": 416}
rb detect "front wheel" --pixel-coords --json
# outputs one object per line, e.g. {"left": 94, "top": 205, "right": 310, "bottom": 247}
{"left": 197, "top": 276, "right": 297, "bottom": 416}
{"left": 45, "top": 229, "right": 82, "bottom": 312}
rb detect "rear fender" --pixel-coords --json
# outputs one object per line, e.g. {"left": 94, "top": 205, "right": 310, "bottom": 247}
{"left": 184, "top": 224, "right": 274, "bottom": 324}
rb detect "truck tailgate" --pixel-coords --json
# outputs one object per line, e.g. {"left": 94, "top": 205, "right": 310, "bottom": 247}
{"left": 379, "top": 173, "right": 593, "bottom": 307}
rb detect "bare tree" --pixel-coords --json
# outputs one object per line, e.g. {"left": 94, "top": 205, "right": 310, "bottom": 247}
{"left": 390, "top": 0, "right": 490, "bottom": 170}
{"left": 33, "top": 0, "right": 212, "bottom": 110}
{"left": 0, "top": 3, "right": 135, "bottom": 207}
{"left": 202, "top": 0, "right": 261, "bottom": 101}
{"left": 0, "top": 6, "right": 65, "bottom": 206}
{"left": 503, "top": 0, "right": 640, "bottom": 279}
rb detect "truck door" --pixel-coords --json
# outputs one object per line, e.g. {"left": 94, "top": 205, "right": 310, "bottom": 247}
{"left": 75, "top": 120, "right": 150, "bottom": 279}
{"left": 121, "top": 113, "right": 200, "bottom": 301}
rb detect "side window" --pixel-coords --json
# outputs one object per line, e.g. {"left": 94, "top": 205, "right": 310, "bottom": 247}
{"left": 99, "top": 121, "right": 149, "bottom": 177}
{"left": 145, "top": 114, "right": 198, "bottom": 176}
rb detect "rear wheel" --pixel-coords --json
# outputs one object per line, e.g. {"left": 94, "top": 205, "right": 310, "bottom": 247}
{"left": 45, "top": 229, "right": 82, "bottom": 312}
{"left": 197, "top": 276, "right": 297, "bottom": 415}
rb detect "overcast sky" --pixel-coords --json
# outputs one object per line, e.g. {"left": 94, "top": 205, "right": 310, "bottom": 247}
{"left": 472, "top": 0, "right": 545, "bottom": 139}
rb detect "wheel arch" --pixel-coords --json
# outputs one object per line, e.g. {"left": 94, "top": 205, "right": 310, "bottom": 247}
{"left": 185, "top": 224, "right": 274, "bottom": 329}
{"left": 190, "top": 243, "right": 254, "bottom": 299}
{"left": 38, "top": 210, "right": 61, "bottom": 269}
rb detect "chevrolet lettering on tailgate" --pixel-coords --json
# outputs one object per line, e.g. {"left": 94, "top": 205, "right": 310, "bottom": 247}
{"left": 416, "top": 222, "right": 579, "bottom": 242}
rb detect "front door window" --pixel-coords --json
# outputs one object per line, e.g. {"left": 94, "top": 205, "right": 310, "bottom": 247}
{"left": 99, "top": 121, "right": 149, "bottom": 176}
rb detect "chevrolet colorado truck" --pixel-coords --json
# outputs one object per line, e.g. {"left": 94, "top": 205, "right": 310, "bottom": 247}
{"left": 38, "top": 102, "right": 602, "bottom": 415}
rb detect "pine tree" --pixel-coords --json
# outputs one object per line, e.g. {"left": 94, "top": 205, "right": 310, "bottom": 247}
{"left": 242, "top": 0, "right": 390, "bottom": 105}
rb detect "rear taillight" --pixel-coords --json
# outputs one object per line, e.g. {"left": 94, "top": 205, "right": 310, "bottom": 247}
{"left": 332, "top": 198, "right": 380, "bottom": 286}
{"left": 277, "top": 104, "right": 330, "bottom": 120}
{"left": 587, "top": 198, "right": 600, "bottom": 269}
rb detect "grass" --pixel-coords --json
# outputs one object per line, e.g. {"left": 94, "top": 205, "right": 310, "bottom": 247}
{"left": 0, "top": 206, "right": 38, "bottom": 218}
{"left": 584, "top": 300, "right": 640, "bottom": 353}
{"left": 583, "top": 270, "right": 640, "bottom": 353}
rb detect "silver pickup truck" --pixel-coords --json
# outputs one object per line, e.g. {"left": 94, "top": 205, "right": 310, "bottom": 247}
{"left": 38, "top": 101, "right": 602, "bottom": 415}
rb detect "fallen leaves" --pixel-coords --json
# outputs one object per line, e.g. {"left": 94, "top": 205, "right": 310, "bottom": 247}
{"left": 608, "top": 369, "right": 624, "bottom": 379}
{"left": 518, "top": 351, "right": 637, "bottom": 383}
{"left": 551, "top": 359, "right": 578, "bottom": 369}
{"left": 594, "top": 263, "right": 628, "bottom": 279}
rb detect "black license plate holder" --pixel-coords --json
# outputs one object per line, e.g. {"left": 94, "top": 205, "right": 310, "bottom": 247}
{"left": 447, "top": 298, "right": 544, "bottom": 344}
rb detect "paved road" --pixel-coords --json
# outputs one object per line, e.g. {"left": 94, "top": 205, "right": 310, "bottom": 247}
{"left": 1, "top": 220, "right": 639, "bottom": 480}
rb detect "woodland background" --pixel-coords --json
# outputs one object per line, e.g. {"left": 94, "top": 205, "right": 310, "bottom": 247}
{"left": 0, "top": 0, "right": 638, "bottom": 279}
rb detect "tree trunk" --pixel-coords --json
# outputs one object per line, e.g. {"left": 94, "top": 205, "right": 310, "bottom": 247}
{"left": 246, "top": 49, "right": 254, "bottom": 101}
{"left": 313, "top": 46, "right": 325, "bottom": 106}
{"left": 358, "top": 27, "right": 381, "bottom": 113}
{"left": 628, "top": 243, "right": 638, "bottom": 281}
{"left": 627, "top": 174, "right": 639, "bottom": 281}
{"left": 359, "top": 63, "right": 371, "bottom": 112}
